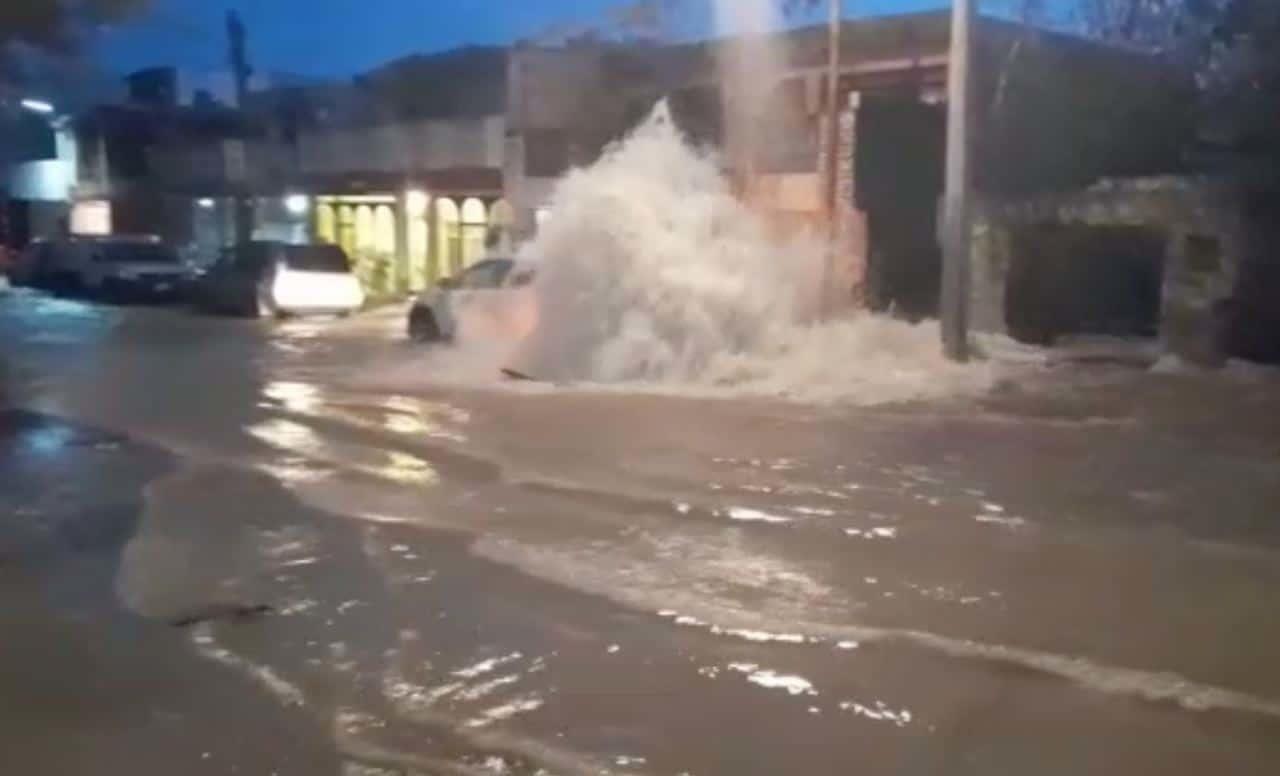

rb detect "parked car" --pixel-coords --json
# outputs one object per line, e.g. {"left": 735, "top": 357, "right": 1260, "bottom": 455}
{"left": 8, "top": 238, "right": 62, "bottom": 288}
{"left": 0, "top": 245, "right": 14, "bottom": 279}
{"left": 407, "top": 257, "right": 537, "bottom": 343}
{"left": 79, "top": 239, "right": 195, "bottom": 300}
{"left": 7, "top": 235, "right": 188, "bottom": 299}
{"left": 197, "top": 241, "right": 365, "bottom": 318}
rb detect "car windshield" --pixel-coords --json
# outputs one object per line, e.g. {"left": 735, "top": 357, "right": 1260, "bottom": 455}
{"left": 95, "top": 243, "right": 179, "bottom": 264}
{"left": 460, "top": 259, "right": 514, "bottom": 289}
{"left": 283, "top": 245, "right": 350, "bottom": 273}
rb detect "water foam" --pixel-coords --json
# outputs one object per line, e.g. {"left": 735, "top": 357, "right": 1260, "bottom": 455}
{"left": 503, "top": 102, "right": 995, "bottom": 405}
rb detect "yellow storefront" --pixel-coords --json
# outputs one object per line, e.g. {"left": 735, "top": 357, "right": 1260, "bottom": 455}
{"left": 314, "top": 190, "right": 512, "bottom": 298}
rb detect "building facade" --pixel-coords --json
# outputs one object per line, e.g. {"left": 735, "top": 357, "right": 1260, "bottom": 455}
{"left": 505, "top": 11, "right": 1192, "bottom": 324}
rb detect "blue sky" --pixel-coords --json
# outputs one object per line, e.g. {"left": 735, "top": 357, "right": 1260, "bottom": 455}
{"left": 94, "top": 0, "right": 945, "bottom": 79}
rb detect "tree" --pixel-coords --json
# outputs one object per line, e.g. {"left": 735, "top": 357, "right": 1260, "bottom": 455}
{"left": 1196, "top": 0, "right": 1280, "bottom": 154}
{"left": 1078, "top": 0, "right": 1196, "bottom": 47}
{"left": 2, "top": 0, "right": 149, "bottom": 52}
{"left": 1, "top": 0, "right": 150, "bottom": 81}
{"left": 1075, "top": 0, "right": 1280, "bottom": 156}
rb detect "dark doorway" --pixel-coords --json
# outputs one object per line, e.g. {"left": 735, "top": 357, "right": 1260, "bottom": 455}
{"left": 856, "top": 96, "right": 946, "bottom": 319}
{"left": 1005, "top": 224, "right": 1166, "bottom": 344}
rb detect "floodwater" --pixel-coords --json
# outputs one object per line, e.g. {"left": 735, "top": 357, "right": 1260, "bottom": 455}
{"left": 3, "top": 289, "right": 1280, "bottom": 775}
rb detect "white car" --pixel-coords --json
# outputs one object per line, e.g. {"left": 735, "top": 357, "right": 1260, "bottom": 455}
{"left": 407, "top": 258, "right": 537, "bottom": 343}
{"left": 198, "top": 242, "right": 365, "bottom": 318}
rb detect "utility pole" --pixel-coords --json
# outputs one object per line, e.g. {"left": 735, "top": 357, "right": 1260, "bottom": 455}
{"left": 227, "top": 10, "right": 254, "bottom": 245}
{"left": 821, "top": 0, "right": 843, "bottom": 319}
{"left": 940, "top": 0, "right": 974, "bottom": 361}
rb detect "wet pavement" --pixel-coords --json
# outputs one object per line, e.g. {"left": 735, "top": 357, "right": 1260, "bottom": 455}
{"left": 3, "top": 287, "right": 1280, "bottom": 775}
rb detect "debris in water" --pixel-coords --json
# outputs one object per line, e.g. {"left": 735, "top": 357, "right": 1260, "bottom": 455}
{"left": 170, "top": 603, "right": 273, "bottom": 628}
{"left": 500, "top": 367, "right": 537, "bottom": 382}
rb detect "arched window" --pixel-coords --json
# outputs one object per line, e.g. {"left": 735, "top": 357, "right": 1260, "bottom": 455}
{"left": 373, "top": 205, "right": 396, "bottom": 256}
{"left": 434, "top": 198, "right": 461, "bottom": 280}
{"left": 337, "top": 205, "right": 356, "bottom": 258}
{"left": 461, "top": 197, "right": 488, "bottom": 267}
{"left": 354, "top": 205, "right": 376, "bottom": 256}
{"left": 408, "top": 210, "right": 430, "bottom": 290}
{"left": 315, "top": 203, "right": 336, "bottom": 244}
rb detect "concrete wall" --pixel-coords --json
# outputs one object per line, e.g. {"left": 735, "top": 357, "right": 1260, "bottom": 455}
{"left": 148, "top": 139, "right": 297, "bottom": 191}
{"left": 971, "top": 177, "right": 1245, "bottom": 363}
{"left": 505, "top": 45, "right": 611, "bottom": 237}
{"left": 299, "top": 116, "right": 505, "bottom": 175}
{"left": 6, "top": 128, "right": 77, "bottom": 202}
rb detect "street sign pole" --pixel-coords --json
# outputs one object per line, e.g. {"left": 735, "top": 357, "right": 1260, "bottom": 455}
{"left": 940, "top": 0, "right": 974, "bottom": 361}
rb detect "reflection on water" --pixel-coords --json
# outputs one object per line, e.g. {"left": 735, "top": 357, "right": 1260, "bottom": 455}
{"left": 725, "top": 506, "right": 793, "bottom": 525}
{"left": 379, "top": 450, "right": 438, "bottom": 486}
{"left": 839, "top": 699, "right": 914, "bottom": 727}
{"left": 727, "top": 663, "right": 818, "bottom": 696}
{"left": 453, "top": 652, "right": 524, "bottom": 679}
{"left": 378, "top": 645, "right": 547, "bottom": 733}
{"left": 258, "top": 456, "right": 336, "bottom": 484}
{"left": 259, "top": 380, "right": 468, "bottom": 443}
{"left": 383, "top": 412, "right": 432, "bottom": 435}
{"left": 191, "top": 624, "right": 305, "bottom": 707}
{"left": 845, "top": 526, "right": 898, "bottom": 540}
{"left": 248, "top": 418, "right": 324, "bottom": 452}
{"left": 247, "top": 402, "right": 440, "bottom": 488}
{"left": 18, "top": 424, "right": 76, "bottom": 456}
{"left": 263, "top": 380, "right": 323, "bottom": 413}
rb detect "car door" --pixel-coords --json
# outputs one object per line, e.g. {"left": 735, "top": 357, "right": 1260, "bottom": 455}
{"left": 494, "top": 263, "right": 538, "bottom": 340}
{"left": 199, "top": 249, "right": 236, "bottom": 309}
{"left": 441, "top": 260, "right": 513, "bottom": 339}
{"left": 227, "top": 244, "right": 271, "bottom": 312}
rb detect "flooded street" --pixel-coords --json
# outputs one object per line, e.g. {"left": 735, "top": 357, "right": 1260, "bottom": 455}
{"left": 4, "top": 289, "right": 1280, "bottom": 775}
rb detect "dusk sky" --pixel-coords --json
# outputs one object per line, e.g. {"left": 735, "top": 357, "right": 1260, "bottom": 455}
{"left": 94, "top": 0, "right": 940, "bottom": 80}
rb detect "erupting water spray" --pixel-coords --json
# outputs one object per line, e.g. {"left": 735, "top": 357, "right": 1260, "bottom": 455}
{"left": 441, "top": 0, "right": 998, "bottom": 404}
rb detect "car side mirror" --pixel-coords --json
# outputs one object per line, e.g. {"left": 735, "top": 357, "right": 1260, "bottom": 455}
{"left": 438, "top": 276, "right": 459, "bottom": 290}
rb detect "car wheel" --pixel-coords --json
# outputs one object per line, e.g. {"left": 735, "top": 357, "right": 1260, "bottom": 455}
{"left": 52, "top": 272, "right": 82, "bottom": 297}
{"left": 408, "top": 307, "right": 441, "bottom": 343}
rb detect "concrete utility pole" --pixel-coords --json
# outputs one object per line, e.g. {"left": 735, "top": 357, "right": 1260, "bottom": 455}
{"left": 821, "top": 0, "right": 843, "bottom": 318}
{"left": 227, "top": 10, "right": 254, "bottom": 246}
{"left": 940, "top": 0, "right": 974, "bottom": 361}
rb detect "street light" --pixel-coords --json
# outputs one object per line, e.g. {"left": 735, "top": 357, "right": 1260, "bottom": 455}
{"left": 20, "top": 98, "right": 55, "bottom": 115}
{"left": 405, "top": 189, "right": 429, "bottom": 217}
{"left": 284, "top": 194, "right": 310, "bottom": 216}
